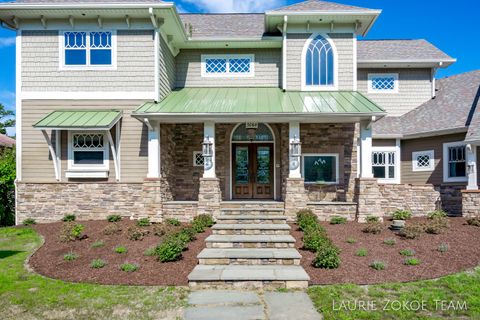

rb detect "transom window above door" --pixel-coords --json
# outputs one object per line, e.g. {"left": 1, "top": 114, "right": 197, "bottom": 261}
{"left": 232, "top": 123, "right": 273, "bottom": 142}
{"left": 302, "top": 34, "right": 337, "bottom": 90}
{"left": 201, "top": 54, "right": 254, "bottom": 77}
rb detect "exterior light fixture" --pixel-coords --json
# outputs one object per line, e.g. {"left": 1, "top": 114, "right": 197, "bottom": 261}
{"left": 290, "top": 134, "right": 301, "bottom": 157}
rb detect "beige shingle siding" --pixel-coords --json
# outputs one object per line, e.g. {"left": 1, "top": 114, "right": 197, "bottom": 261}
{"left": 21, "top": 100, "right": 148, "bottom": 183}
{"left": 21, "top": 30, "right": 155, "bottom": 92}
{"left": 358, "top": 68, "right": 432, "bottom": 117}
{"left": 159, "top": 36, "right": 175, "bottom": 100}
{"left": 286, "top": 33, "right": 354, "bottom": 91}
{"left": 175, "top": 49, "right": 281, "bottom": 88}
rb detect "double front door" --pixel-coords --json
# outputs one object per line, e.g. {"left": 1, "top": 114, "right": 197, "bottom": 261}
{"left": 232, "top": 143, "right": 273, "bottom": 199}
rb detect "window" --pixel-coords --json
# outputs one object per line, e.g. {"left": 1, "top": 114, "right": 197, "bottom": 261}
{"left": 201, "top": 54, "right": 254, "bottom": 77}
{"left": 302, "top": 154, "right": 339, "bottom": 184}
{"left": 61, "top": 31, "right": 116, "bottom": 69}
{"left": 412, "top": 150, "right": 434, "bottom": 171}
{"left": 368, "top": 73, "right": 399, "bottom": 93}
{"left": 67, "top": 132, "right": 109, "bottom": 177}
{"left": 372, "top": 149, "right": 398, "bottom": 183}
{"left": 193, "top": 151, "right": 204, "bottom": 167}
{"left": 303, "top": 34, "right": 336, "bottom": 90}
{"left": 443, "top": 142, "right": 467, "bottom": 182}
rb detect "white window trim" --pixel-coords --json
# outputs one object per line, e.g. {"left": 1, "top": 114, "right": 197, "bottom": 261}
{"left": 443, "top": 141, "right": 468, "bottom": 183}
{"left": 201, "top": 54, "right": 255, "bottom": 78}
{"left": 368, "top": 73, "right": 399, "bottom": 94}
{"left": 301, "top": 153, "right": 340, "bottom": 185}
{"left": 67, "top": 131, "right": 110, "bottom": 178}
{"left": 412, "top": 150, "right": 435, "bottom": 172}
{"left": 372, "top": 146, "right": 400, "bottom": 184}
{"left": 301, "top": 33, "right": 339, "bottom": 91}
{"left": 193, "top": 151, "right": 204, "bottom": 167}
{"left": 59, "top": 30, "right": 117, "bottom": 71}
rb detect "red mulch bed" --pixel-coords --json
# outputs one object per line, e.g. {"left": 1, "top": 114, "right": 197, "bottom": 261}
{"left": 290, "top": 217, "right": 480, "bottom": 285}
{"left": 30, "top": 219, "right": 210, "bottom": 286}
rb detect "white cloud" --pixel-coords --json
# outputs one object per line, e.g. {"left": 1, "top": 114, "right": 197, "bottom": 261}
{"left": 0, "top": 37, "right": 15, "bottom": 48}
{"left": 182, "top": 0, "right": 285, "bottom": 13}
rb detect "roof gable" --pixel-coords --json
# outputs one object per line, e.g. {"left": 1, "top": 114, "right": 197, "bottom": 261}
{"left": 271, "top": 0, "right": 376, "bottom": 12}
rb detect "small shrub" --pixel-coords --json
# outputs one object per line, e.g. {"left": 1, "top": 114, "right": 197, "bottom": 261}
{"left": 392, "top": 210, "right": 412, "bottom": 220}
{"left": 467, "top": 217, "right": 480, "bottom": 227}
{"left": 302, "top": 227, "right": 330, "bottom": 252}
{"left": 366, "top": 216, "right": 379, "bottom": 223}
{"left": 90, "top": 259, "right": 106, "bottom": 269}
{"left": 166, "top": 218, "right": 181, "bottom": 226}
{"left": 404, "top": 258, "right": 421, "bottom": 266}
{"left": 23, "top": 218, "right": 37, "bottom": 226}
{"left": 438, "top": 243, "right": 449, "bottom": 253}
{"left": 178, "top": 227, "right": 196, "bottom": 242}
{"left": 136, "top": 218, "right": 151, "bottom": 227}
{"left": 60, "top": 222, "right": 85, "bottom": 242}
{"left": 91, "top": 241, "right": 104, "bottom": 248}
{"left": 399, "top": 249, "right": 415, "bottom": 256}
{"left": 144, "top": 246, "right": 156, "bottom": 256}
{"left": 424, "top": 217, "right": 449, "bottom": 234}
{"left": 62, "top": 214, "right": 76, "bottom": 222}
{"left": 127, "top": 226, "right": 150, "bottom": 241}
{"left": 194, "top": 214, "right": 215, "bottom": 227}
{"left": 330, "top": 216, "right": 347, "bottom": 225}
{"left": 356, "top": 248, "right": 368, "bottom": 257}
{"left": 427, "top": 210, "right": 447, "bottom": 219}
{"left": 296, "top": 209, "right": 318, "bottom": 231}
{"left": 312, "top": 245, "right": 340, "bottom": 269}
{"left": 370, "top": 261, "right": 386, "bottom": 270}
{"left": 63, "top": 252, "right": 78, "bottom": 261}
{"left": 362, "top": 221, "right": 382, "bottom": 234}
{"left": 383, "top": 238, "right": 396, "bottom": 246}
{"left": 107, "top": 215, "right": 121, "bottom": 222}
{"left": 346, "top": 238, "right": 356, "bottom": 244}
{"left": 103, "top": 223, "right": 122, "bottom": 235}
{"left": 114, "top": 246, "right": 128, "bottom": 254}
{"left": 399, "top": 223, "right": 424, "bottom": 239}
{"left": 120, "top": 263, "right": 138, "bottom": 272}
{"left": 155, "top": 236, "right": 185, "bottom": 262}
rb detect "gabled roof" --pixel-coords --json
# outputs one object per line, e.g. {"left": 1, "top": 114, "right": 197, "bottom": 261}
{"left": 0, "top": 134, "right": 15, "bottom": 147}
{"left": 271, "top": 0, "right": 377, "bottom": 13}
{"left": 373, "top": 70, "right": 480, "bottom": 139}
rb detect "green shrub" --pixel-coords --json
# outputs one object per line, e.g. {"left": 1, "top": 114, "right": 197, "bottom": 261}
{"left": 152, "top": 224, "right": 177, "bottom": 237}
{"left": 302, "top": 227, "right": 330, "bottom": 252}
{"left": 383, "top": 238, "right": 396, "bottom": 246}
{"left": 62, "top": 214, "right": 76, "bottom": 222}
{"left": 312, "top": 245, "right": 340, "bottom": 269}
{"left": 178, "top": 227, "right": 196, "bottom": 242}
{"left": 103, "top": 223, "right": 122, "bottom": 235}
{"left": 0, "top": 148, "right": 16, "bottom": 227}
{"left": 399, "top": 249, "right": 415, "bottom": 256}
{"left": 330, "top": 216, "right": 347, "bottom": 225}
{"left": 155, "top": 236, "right": 184, "bottom": 262}
{"left": 424, "top": 217, "right": 449, "bottom": 234}
{"left": 427, "top": 210, "right": 447, "bottom": 219}
{"left": 296, "top": 210, "right": 318, "bottom": 231}
{"left": 91, "top": 241, "right": 104, "bottom": 248}
{"left": 438, "top": 243, "right": 449, "bottom": 253}
{"left": 22, "top": 218, "right": 36, "bottom": 226}
{"left": 370, "top": 261, "right": 386, "bottom": 270}
{"left": 127, "top": 226, "right": 149, "bottom": 241}
{"left": 63, "top": 252, "right": 78, "bottom": 261}
{"left": 59, "top": 222, "right": 85, "bottom": 242}
{"left": 166, "top": 218, "right": 181, "bottom": 226}
{"left": 356, "top": 248, "right": 368, "bottom": 257}
{"left": 366, "top": 216, "right": 379, "bottom": 223}
{"left": 362, "top": 221, "right": 382, "bottom": 234}
{"left": 191, "top": 220, "right": 205, "bottom": 233}
{"left": 346, "top": 238, "right": 356, "bottom": 244}
{"left": 467, "top": 217, "right": 480, "bottom": 227}
{"left": 399, "top": 223, "right": 424, "bottom": 239}
{"left": 120, "top": 263, "right": 138, "bottom": 272}
{"left": 404, "top": 258, "right": 421, "bottom": 266}
{"left": 90, "top": 259, "right": 106, "bottom": 269}
{"left": 144, "top": 246, "right": 156, "bottom": 256}
{"left": 193, "top": 214, "right": 215, "bottom": 227}
{"left": 392, "top": 210, "right": 412, "bottom": 220}
{"left": 114, "top": 246, "right": 128, "bottom": 254}
{"left": 136, "top": 218, "right": 151, "bottom": 227}
{"left": 107, "top": 215, "right": 121, "bottom": 222}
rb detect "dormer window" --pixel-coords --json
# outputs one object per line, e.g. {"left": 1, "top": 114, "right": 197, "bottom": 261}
{"left": 302, "top": 34, "right": 337, "bottom": 91}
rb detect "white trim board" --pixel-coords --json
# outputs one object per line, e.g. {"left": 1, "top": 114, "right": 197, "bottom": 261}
{"left": 21, "top": 91, "right": 156, "bottom": 100}
{"left": 16, "top": 30, "right": 22, "bottom": 182}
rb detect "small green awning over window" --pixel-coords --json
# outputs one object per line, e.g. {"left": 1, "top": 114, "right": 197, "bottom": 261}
{"left": 33, "top": 110, "right": 122, "bottom": 130}
{"left": 133, "top": 88, "right": 385, "bottom": 119}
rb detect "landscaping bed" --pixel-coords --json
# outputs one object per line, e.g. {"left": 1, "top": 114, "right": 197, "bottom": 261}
{"left": 291, "top": 217, "right": 480, "bottom": 285}
{"left": 29, "top": 218, "right": 211, "bottom": 286}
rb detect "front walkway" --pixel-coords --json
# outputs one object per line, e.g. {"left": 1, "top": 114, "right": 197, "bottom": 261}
{"left": 184, "top": 290, "right": 322, "bottom": 320}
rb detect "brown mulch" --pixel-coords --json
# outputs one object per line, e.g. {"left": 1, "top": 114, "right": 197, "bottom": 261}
{"left": 29, "top": 219, "right": 210, "bottom": 286}
{"left": 290, "top": 217, "right": 480, "bottom": 285}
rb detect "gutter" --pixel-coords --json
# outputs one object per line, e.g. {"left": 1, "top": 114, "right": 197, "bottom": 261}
{"left": 265, "top": 10, "right": 382, "bottom": 16}
{"left": 373, "top": 127, "right": 468, "bottom": 140}
{"left": 0, "top": 3, "right": 175, "bottom": 9}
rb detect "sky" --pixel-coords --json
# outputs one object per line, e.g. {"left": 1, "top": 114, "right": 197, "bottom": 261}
{"left": 0, "top": 0, "right": 478, "bottom": 136}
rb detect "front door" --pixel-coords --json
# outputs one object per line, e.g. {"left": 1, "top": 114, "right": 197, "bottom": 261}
{"left": 232, "top": 143, "right": 273, "bottom": 199}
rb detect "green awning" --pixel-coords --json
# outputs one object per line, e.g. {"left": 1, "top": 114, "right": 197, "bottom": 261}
{"left": 134, "top": 88, "right": 385, "bottom": 117}
{"left": 33, "top": 110, "right": 122, "bottom": 130}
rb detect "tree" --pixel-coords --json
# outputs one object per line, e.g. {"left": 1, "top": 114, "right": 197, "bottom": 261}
{"left": 0, "top": 103, "right": 15, "bottom": 135}
{"left": 0, "top": 147, "right": 15, "bottom": 226}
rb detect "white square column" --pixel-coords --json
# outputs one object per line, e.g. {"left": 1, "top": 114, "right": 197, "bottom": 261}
{"left": 147, "top": 121, "right": 161, "bottom": 178}
{"left": 289, "top": 121, "right": 301, "bottom": 178}
{"left": 360, "top": 121, "right": 373, "bottom": 178}
{"left": 203, "top": 121, "right": 216, "bottom": 178}
{"left": 466, "top": 144, "right": 478, "bottom": 190}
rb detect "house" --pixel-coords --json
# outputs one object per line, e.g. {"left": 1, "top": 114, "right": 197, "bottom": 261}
{"left": 0, "top": 0, "right": 478, "bottom": 225}
{"left": 0, "top": 133, "right": 15, "bottom": 149}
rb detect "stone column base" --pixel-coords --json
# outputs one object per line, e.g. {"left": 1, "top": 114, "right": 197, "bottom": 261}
{"left": 198, "top": 177, "right": 222, "bottom": 217}
{"left": 140, "top": 178, "right": 166, "bottom": 222}
{"left": 354, "top": 178, "right": 383, "bottom": 223}
{"left": 284, "top": 178, "right": 308, "bottom": 219}
{"left": 461, "top": 190, "right": 480, "bottom": 217}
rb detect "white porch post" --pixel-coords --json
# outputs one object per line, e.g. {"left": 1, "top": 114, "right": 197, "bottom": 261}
{"left": 147, "top": 120, "right": 161, "bottom": 178}
{"left": 466, "top": 144, "right": 478, "bottom": 190}
{"left": 360, "top": 121, "right": 373, "bottom": 178}
{"left": 203, "top": 121, "right": 216, "bottom": 178}
{"left": 289, "top": 121, "right": 301, "bottom": 178}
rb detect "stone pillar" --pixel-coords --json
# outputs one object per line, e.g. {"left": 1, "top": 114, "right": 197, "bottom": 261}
{"left": 466, "top": 144, "right": 478, "bottom": 190}
{"left": 359, "top": 121, "right": 373, "bottom": 178}
{"left": 355, "top": 178, "right": 382, "bottom": 223}
{"left": 197, "top": 177, "right": 222, "bottom": 217}
{"left": 461, "top": 190, "right": 480, "bottom": 217}
{"left": 140, "top": 178, "right": 164, "bottom": 222}
{"left": 284, "top": 177, "right": 309, "bottom": 220}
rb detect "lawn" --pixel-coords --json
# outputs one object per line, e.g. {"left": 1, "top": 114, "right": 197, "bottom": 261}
{"left": 0, "top": 227, "right": 188, "bottom": 320}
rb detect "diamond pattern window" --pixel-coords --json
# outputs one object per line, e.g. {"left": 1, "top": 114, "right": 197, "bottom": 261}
{"left": 193, "top": 151, "right": 205, "bottom": 167}
{"left": 412, "top": 150, "right": 434, "bottom": 171}
{"left": 63, "top": 31, "right": 114, "bottom": 67}
{"left": 368, "top": 73, "right": 399, "bottom": 93}
{"left": 202, "top": 55, "right": 254, "bottom": 77}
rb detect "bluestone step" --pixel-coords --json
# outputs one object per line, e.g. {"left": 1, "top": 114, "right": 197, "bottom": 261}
{"left": 205, "top": 234, "right": 296, "bottom": 248}
{"left": 198, "top": 248, "right": 301, "bottom": 260}
{"left": 188, "top": 265, "right": 310, "bottom": 282}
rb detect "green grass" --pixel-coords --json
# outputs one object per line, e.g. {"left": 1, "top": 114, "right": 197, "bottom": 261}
{"left": 0, "top": 227, "right": 188, "bottom": 319}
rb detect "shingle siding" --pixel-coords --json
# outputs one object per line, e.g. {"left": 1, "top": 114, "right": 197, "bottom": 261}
{"left": 159, "top": 36, "right": 175, "bottom": 99}
{"left": 358, "top": 68, "right": 432, "bottom": 117}
{"left": 22, "top": 30, "right": 155, "bottom": 92}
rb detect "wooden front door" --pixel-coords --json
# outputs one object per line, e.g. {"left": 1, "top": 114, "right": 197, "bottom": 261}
{"left": 232, "top": 143, "right": 274, "bottom": 199}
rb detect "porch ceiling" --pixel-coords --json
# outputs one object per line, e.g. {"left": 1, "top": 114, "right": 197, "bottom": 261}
{"left": 133, "top": 88, "right": 386, "bottom": 122}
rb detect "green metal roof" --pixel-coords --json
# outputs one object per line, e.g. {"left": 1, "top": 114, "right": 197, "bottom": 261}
{"left": 134, "top": 88, "right": 385, "bottom": 116}
{"left": 33, "top": 110, "right": 122, "bottom": 130}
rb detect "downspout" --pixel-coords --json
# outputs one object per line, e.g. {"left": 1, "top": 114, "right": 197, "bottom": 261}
{"left": 150, "top": 7, "right": 160, "bottom": 102}
{"left": 431, "top": 67, "right": 437, "bottom": 98}
{"left": 282, "top": 15, "right": 288, "bottom": 91}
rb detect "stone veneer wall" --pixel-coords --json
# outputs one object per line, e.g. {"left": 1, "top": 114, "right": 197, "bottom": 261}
{"left": 307, "top": 202, "right": 357, "bottom": 221}
{"left": 461, "top": 190, "right": 480, "bottom": 217}
{"left": 163, "top": 201, "right": 198, "bottom": 222}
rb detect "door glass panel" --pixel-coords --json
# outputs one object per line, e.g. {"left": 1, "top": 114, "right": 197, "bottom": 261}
{"left": 256, "top": 147, "right": 270, "bottom": 184}
{"left": 235, "top": 147, "right": 249, "bottom": 184}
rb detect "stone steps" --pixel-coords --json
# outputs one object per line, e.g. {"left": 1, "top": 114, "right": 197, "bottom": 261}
{"left": 212, "top": 223, "right": 291, "bottom": 235}
{"left": 205, "top": 234, "right": 296, "bottom": 248}
{"left": 220, "top": 201, "right": 285, "bottom": 210}
{"left": 220, "top": 208, "right": 285, "bottom": 216}
{"left": 197, "top": 248, "right": 301, "bottom": 265}
{"left": 216, "top": 215, "right": 287, "bottom": 224}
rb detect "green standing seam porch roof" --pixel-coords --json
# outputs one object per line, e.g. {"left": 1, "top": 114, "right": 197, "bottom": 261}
{"left": 134, "top": 88, "right": 386, "bottom": 116}
{"left": 33, "top": 110, "right": 122, "bottom": 130}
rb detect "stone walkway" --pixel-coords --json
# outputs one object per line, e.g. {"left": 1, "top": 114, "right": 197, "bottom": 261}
{"left": 184, "top": 290, "right": 322, "bottom": 320}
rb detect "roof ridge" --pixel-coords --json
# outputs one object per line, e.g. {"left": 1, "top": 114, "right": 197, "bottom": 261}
{"left": 271, "top": 0, "right": 376, "bottom": 12}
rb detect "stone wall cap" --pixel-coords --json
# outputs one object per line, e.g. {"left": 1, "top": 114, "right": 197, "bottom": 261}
{"left": 199, "top": 177, "right": 221, "bottom": 181}
{"left": 308, "top": 201, "right": 357, "bottom": 205}
{"left": 164, "top": 201, "right": 199, "bottom": 204}
{"left": 461, "top": 189, "right": 480, "bottom": 193}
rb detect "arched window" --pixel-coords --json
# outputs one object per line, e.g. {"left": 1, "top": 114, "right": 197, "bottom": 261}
{"left": 305, "top": 35, "right": 334, "bottom": 86}
{"left": 232, "top": 123, "right": 273, "bottom": 142}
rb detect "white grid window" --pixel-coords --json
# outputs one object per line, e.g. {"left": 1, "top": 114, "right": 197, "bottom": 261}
{"left": 202, "top": 54, "right": 254, "bottom": 77}
{"left": 61, "top": 31, "right": 116, "bottom": 69}
{"left": 412, "top": 150, "right": 434, "bottom": 171}
{"left": 193, "top": 151, "right": 204, "bottom": 167}
{"left": 368, "top": 73, "right": 399, "bottom": 93}
{"left": 372, "top": 151, "right": 396, "bottom": 180}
